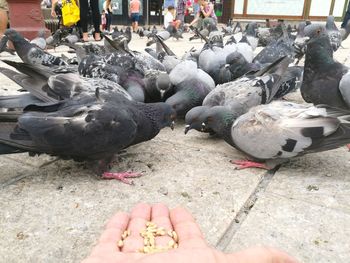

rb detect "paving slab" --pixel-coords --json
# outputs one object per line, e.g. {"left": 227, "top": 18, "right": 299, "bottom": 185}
{"left": 225, "top": 149, "right": 350, "bottom": 263}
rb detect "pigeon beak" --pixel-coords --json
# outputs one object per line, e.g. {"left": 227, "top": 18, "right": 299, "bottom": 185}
{"left": 225, "top": 64, "right": 230, "bottom": 68}
{"left": 170, "top": 121, "right": 175, "bottom": 130}
{"left": 201, "top": 122, "right": 206, "bottom": 132}
{"left": 160, "top": 90, "right": 165, "bottom": 99}
{"left": 184, "top": 124, "right": 191, "bottom": 134}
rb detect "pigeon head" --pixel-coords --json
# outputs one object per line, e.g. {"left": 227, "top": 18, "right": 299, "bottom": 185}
{"left": 304, "top": 24, "right": 327, "bottom": 40}
{"left": 184, "top": 106, "right": 210, "bottom": 134}
{"left": 38, "top": 28, "right": 46, "bottom": 38}
{"left": 4, "top": 29, "right": 25, "bottom": 43}
{"left": 150, "top": 102, "right": 176, "bottom": 130}
{"left": 226, "top": 35, "right": 237, "bottom": 45}
{"left": 202, "top": 106, "right": 236, "bottom": 138}
{"left": 326, "top": 16, "right": 337, "bottom": 30}
{"left": 245, "top": 22, "right": 257, "bottom": 37}
{"left": 296, "top": 22, "right": 307, "bottom": 37}
{"left": 156, "top": 72, "right": 172, "bottom": 99}
{"left": 226, "top": 52, "right": 247, "bottom": 67}
{"left": 225, "top": 52, "right": 249, "bottom": 78}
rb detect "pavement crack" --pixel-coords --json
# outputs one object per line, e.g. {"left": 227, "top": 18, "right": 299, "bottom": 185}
{"left": 215, "top": 165, "right": 281, "bottom": 251}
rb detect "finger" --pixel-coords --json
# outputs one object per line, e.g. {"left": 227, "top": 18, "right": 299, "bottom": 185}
{"left": 151, "top": 203, "right": 174, "bottom": 247}
{"left": 102, "top": 212, "right": 129, "bottom": 251}
{"left": 105, "top": 212, "right": 130, "bottom": 230}
{"left": 170, "top": 206, "right": 207, "bottom": 249}
{"left": 122, "top": 203, "right": 151, "bottom": 253}
{"left": 226, "top": 246, "right": 299, "bottom": 263}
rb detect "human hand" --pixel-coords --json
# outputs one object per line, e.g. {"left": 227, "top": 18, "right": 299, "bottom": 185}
{"left": 82, "top": 203, "right": 298, "bottom": 263}
{"left": 51, "top": 9, "right": 56, "bottom": 17}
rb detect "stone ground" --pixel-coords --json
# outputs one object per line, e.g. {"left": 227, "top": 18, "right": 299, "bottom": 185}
{"left": 0, "top": 25, "right": 350, "bottom": 263}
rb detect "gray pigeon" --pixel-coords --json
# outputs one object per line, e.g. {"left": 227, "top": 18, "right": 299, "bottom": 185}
{"left": 0, "top": 60, "right": 131, "bottom": 107}
{"left": 253, "top": 24, "right": 294, "bottom": 65}
{"left": 0, "top": 94, "right": 176, "bottom": 184}
{"left": 325, "top": 15, "right": 341, "bottom": 51}
{"left": 301, "top": 24, "right": 350, "bottom": 109}
{"left": 166, "top": 60, "right": 215, "bottom": 117}
{"left": 30, "top": 29, "right": 47, "bottom": 50}
{"left": 146, "top": 30, "right": 171, "bottom": 46}
{"left": 202, "top": 101, "right": 350, "bottom": 169}
{"left": 5, "top": 29, "right": 68, "bottom": 66}
{"left": 0, "top": 35, "right": 15, "bottom": 55}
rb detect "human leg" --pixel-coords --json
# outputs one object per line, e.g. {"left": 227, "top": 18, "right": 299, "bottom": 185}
{"left": 90, "top": 0, "right": 101, "bottom": 40}
{"left": 79, "top": 0, "right": 89, "bottom": 40}
{"left": 134, "top": 13, "right": 139, "bottom": 32}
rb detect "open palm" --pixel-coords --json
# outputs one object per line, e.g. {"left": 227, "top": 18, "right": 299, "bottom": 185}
{"left": 83, "top": 203, "right": 297, "bottom": 263}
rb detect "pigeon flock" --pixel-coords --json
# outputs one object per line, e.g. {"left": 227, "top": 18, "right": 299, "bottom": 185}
{"left": 0, "top": 16, "right": 350, "bottom": 184}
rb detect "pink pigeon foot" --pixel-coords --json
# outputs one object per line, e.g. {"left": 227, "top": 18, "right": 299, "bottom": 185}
{"left": 347, "top": 144, "right": 350, "bottom": 151}
{"left": 102, "top": 172, "right": 143, "bottom": 185}
{"left": 230, "top": 160, "right": 269, "bottom": 170}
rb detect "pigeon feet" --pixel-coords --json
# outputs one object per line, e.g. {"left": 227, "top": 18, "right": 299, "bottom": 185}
{"left": 102, "top": 172, "right": 143, "bottom": 185}
{"left": 347, "top": 144, "right": 350, "bottom": 151}
{"left": 230, "top": 160, "right": 269, "bottom": 170}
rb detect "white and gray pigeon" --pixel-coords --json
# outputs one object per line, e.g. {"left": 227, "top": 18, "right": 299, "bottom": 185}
{"left": 202, "top": 56, "right": 290, "bottom": 116}
{"left": 146, "top": 30, "right": 171, "bottom": 46}
{"left": 301, "top": 24, "right": 350, "bottom": 110}
{"left": 5, "top": 29, "right": 68, "bottom": 66}
{"left": 165, "top": 60, "right": 215, "bottom": 117}
{"left": 202, "top": 101, "right": 350, "bottom": 169}
{"left": 325, "top": 15, "right": 342, "bottom": 51}
{"left": 30, "top": 29, "right": 47, "bottom": 50}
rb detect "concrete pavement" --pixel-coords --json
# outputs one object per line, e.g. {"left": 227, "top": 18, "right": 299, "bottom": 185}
{"left": 0, "top": 28, "right": 349, "bottom": 263}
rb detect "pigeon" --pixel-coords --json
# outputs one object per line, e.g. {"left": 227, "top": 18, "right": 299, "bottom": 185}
{"left": 184, "top": 105, "right": 212, "bottom": 134}
{"left": 0, "top": 93, "right": 176, "bottom": 184}
{"left": 273, "top": 66, "right": 304, "bottom": 99}
{"left": 5, "top": 29, "right": 68, "bottom": 66}
{"left": 137, "top": 27, "right": 145, "bottom": 38}
{"left": 301, "top": 24, "right": 350, "bottom": 109}
{"left": 146, "top": 30, "right": 171, "bottom": 46}
{"left": 62, "top": 27, "right": 81, "bottom": 45}
{"left": 202, "top": 101, "right": 350, "bottom": 169}
{"left": 340, "top": 20, "right": 350, "bottom": 41}
{"left": 236, "top": 36, "right": 254, "bottom": 62}
{"left": 325, "top": 15, "right": 341, "bottom": 51}
{"left": 0, "top": 60, "right": 131, "bottom": 106}
{"left": 198, "top": 37, "right": 237, "bottom": 84}
{"left": 253, "top": 24, "right": 294, "bottom": 65}
{"left": 46, "top": 28, "right": 63, "bottom": 47}
{"left": 293, "top": 21, "right": 309, "bottom": 64}
{"left": 244, "top": 22, "right": 259, "bottom": 50}
{"left": 0, "top": 35, "right": 15, "bottom": 55}
{"left": 30, "top": 29, "right": 47, "bottom": 50}
{"left": 224, "top": 51, "right": 261, "bottom": 81}
{"left": 201, "top": 56, "right": 290, "bottom": 116}
{"left": 165, "top": 60, "right": 215, "bottom": 117}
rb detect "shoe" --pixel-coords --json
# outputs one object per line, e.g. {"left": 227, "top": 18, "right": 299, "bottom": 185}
{"left": 94, "top": 32, "right": 102, "bottom": 41}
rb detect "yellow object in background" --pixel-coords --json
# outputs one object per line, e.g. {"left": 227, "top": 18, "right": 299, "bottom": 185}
{"left": 62, "top": 0, "right": 80, "bottom": 27}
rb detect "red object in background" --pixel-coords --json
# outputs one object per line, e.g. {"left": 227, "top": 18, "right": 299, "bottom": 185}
{"left": 7, "top": 0, "right": 50, "bottom": 40}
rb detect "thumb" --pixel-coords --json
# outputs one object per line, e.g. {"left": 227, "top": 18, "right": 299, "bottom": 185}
{"left": 225, "top": 246, "right": 299, "bottom": 263}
